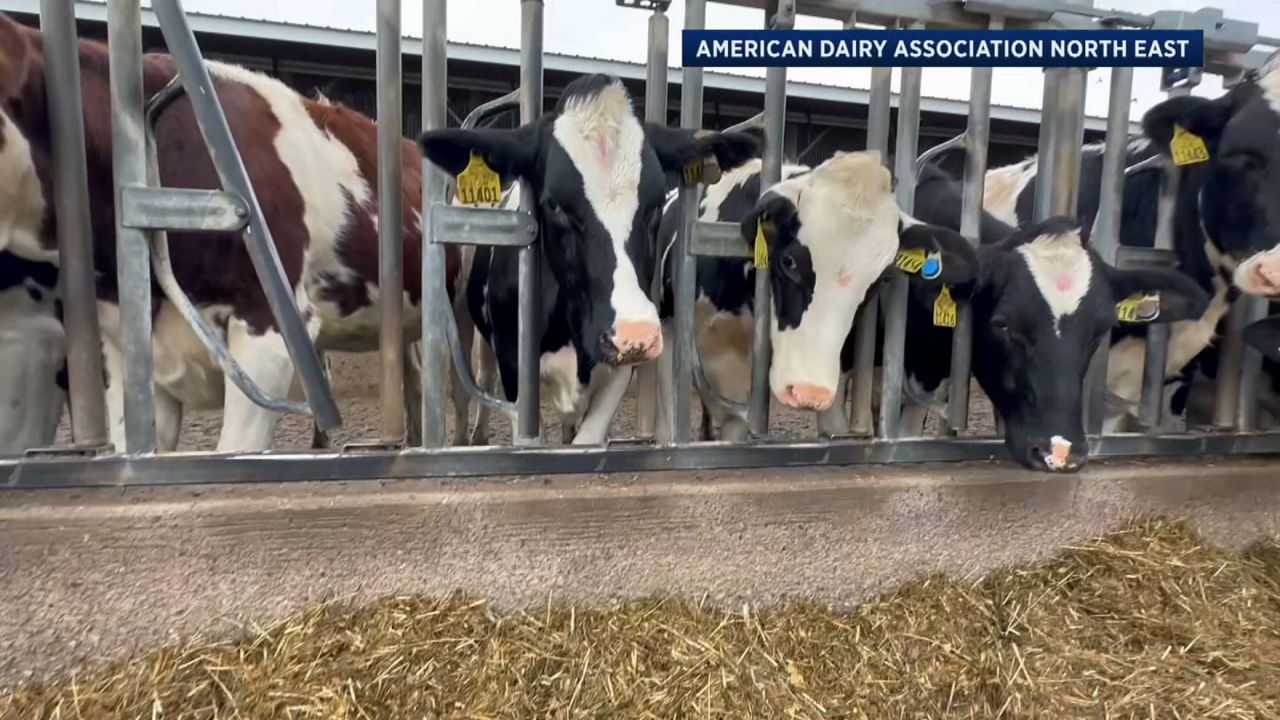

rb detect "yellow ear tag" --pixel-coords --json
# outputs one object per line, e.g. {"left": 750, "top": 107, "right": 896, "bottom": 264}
{"left": 1170, "top": 124, "right": 1210, "bottom": 167}
{"left": 683, "top": 156, "right": 704, "bottom": 186}
{"left": 1116, "top": 292, "right": 1161, "bottom": 324}
{"left": 896, "top": 247, "right": 926, "bottom": 274}
{"left": 455, "top": 152, "right": 503, "bottom": 207}
{"left": 933, "top": 285, "right": 958, "bottom": 328}
{"left": 754, "top": 219, "right": 770, "bottom": 270}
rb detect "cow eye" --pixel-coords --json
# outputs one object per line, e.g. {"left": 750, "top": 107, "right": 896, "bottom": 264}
{"left": 779, "top": 252, "right": 801, "bottom": 281}
{"left": 991, "top": 318, "right": 1009, "bottom": 334}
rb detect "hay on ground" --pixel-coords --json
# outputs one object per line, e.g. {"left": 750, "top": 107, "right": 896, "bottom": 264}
{"left": 3, "top": 516, "right": 1280, "bottom": 719}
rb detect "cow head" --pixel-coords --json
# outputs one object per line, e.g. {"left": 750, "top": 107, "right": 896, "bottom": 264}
{"left": 418, "top": 74, "right": 758, "bottom": 368}
{"left": 952, "top": 217, "right": 1209, "bottom": 472}
{"left": 737, "top": 150, "right": 910, "bottom": 410}
{"left": 1141, "top": 65, "right": 1280, "bottom": 298}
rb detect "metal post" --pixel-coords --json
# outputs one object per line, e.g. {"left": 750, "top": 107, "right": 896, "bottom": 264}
{"left": 636, "top": 4, "right": 668, "bottom": 439}
{"left": 1237, "top": 296, "right": 1268, "bottom": 430}
{"left": 879, "top": 23, "right": 923, "bottom": 441}
{"left": 1084, "top": 66, "right": 1134, "bottom": 436}
{"left": 152, "top": 0, "right": 342, "bottom": 433}
{"left": 107, "top": 0, "right": 157, "bottom": 454}
{"left": 377, "top": 0, "right": 405, "bottom": 445}
{"left": 1213, "top": 298, "right": 1249, "bottom": 429}
{"left": 39, "top": 0, "right": 109, "bottom": 449}
{"left": 946, "top": 15, "right": 998, "bottom": 434}
{"left": 850, "top": 62, "right": 892, "bottom": 437}
{"left": 419, "top": 0, "right": 450, "bottom": 447}
{"left": 672, "top": 0, "right": 705, "bottom": 445}
{"left": 750, "top": 0, "right": 793, "bottom": 438}
{"left": 514, "top": 0, "right": 544, "bottom": 446}
{"left": 1034, "top": 68, "right": 1087, "bottom": 221}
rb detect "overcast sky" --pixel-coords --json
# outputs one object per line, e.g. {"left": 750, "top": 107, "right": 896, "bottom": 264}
{"left": 129, "top": 0, "right": 1279, "bottom": 119}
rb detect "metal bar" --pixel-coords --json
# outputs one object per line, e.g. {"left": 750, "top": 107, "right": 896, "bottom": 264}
{"left": 429, "top": 205, "right": 538, "bottom": 247}
{"left": 946, "top": 28, "right": 996, "bottom": 433}
{"left": 461, "top": 89, "right": 521, "bottom": 130}
{"left": 1031, "top": 70, "right": 1062, "bottom": 222}
{"left": 1084, "top": 66, "right": 1134, "bottom": 436}
{"left": 119, "top": 186, "right": 249, "bottom": 233}
{"left": 880, "top": 24, "right": 923, "bottom": 441}
{"left": 107, "top": 0, "right": 157, "bottom": 454}
{"left": 850, "top": 62, "right": 893, "bottom": 437}
{"left": 152, "top": 0, "right": 342, "bottom": 433}
{"left": 672, "top": 0, "right": 706, "bottom": 445}
{"left": 377, "top": 0, "right": 405, "bottom": 445}
{"left": 645, "top": 7, "right": 669, "bottom": 124}
{"left": 419, "top": 0, "right": 449, "bottom": 447}
{"left": 914, "top": 131, "right": 966, "bottom": 178}
{"left": 690, "top": 221, "right": 750, "bottom": 258}
{"left": 10, "top": 431, "right": 1280, "bottom": 490}
{"left": 1214, "top": 298, "right": 1249, "bottom": 429}
{"left": 751, "top": 0, "right": 793, "bottom": 438}
{"left": 635, "top": 3, "right": 668, "bottom": 440}
{"left": 514, "top": 0, "right": 544, "bottom": 447}
{"left": 38, "top": 0, "right": 109, "bottom": 449}
{"left": 1237, "top": 296, "right": 1268, "bottom": 431}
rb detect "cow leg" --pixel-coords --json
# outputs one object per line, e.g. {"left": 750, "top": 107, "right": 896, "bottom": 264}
{"left": 403, "top": 341, "right": 424, "bottom": 446}
{"left": 0, "top": 302, "right": 67, "bottom": 454}
{"left": 634, "top": 361, "right": 657, "bottom": 438}
{"left": 571, "top": 366, "right": 634, "bottom": 446}
{"left": 216, "top": 319, "right": 294, "bottom": 452}
{"left": 155, "top": 386, "right": 183, "bottom": 452}
{"left": 469, "top": 333, "right": 499, "bottom": 445}
{"left": 653, "top": 321, "right": 676, "bottom": 445}
{"left": 309, "top": 350, "right": 332, "bottom": 449}
{"left": 816, "top": 372, "right": 851, "bottom": 437}
{"left": 102, "top": 333, "right": 128, "bottom": 453}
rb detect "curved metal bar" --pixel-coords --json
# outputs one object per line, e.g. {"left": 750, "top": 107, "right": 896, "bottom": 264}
{"left": 724, "top": 111, "right": 765, "bottom": 135}
{"left": 914, "top": 131, "right": 967, "bottom": 177}
{"left": 462, "top": 88, "right": 521, "bottom": 130}
{"left": 692, "top": 348, "right": 749, "bottom": 420}
{"left": 1125, "top": 154, "right": 1164, "bottom": 176}
{"left": 143, "top": 77, "right": 311, "bottom": 416}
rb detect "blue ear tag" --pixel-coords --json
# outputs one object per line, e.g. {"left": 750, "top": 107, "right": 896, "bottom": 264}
{"left": 921, "top": 252, "right": 942, "bottom": 281}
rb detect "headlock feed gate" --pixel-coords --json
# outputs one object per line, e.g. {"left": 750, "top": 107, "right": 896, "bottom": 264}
{"left": 2, "top": 0, "right": 1280, "bottom": 489}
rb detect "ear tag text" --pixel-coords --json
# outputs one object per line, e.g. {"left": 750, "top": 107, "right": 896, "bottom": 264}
{"left": 754, "top": 219, "right": 771, "bottom": 270}
{"left": 1170, "top": 124, "right": 1209, "bottom": 166}
{"left": 896, "top": 247, "right": 926, "bottom": 274}
{"left": 1116, "top": 292, "right": 1161, "bottom": 323}
{"left": 933, "top": 285, "right": 958, "bottom": 328}
{"left": 456, "top": 152, "right": 503, "bottom": 207}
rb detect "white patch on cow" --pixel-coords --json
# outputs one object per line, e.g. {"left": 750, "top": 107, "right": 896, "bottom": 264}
{"left": 204, "top": 61, "right": 397, "bottom": 352}
{"left": 217, "top": 317, "right": 295, "bottom": 451}
{"left": 550, "top": 79, "right": 657, "bottom": 328}
{"left": 0, "top": 109, "right": 54, "bottom": 263}
{"left": 699, "top": 158, "right": 811, "bottom": 220}
{"left": 1015, "top": 230, "right": 1092, "bottom": 335}
{"left": 1258, "top": 58, "right": 1280, "bottom": 116}
{"left": 765, "top": 150, "right": 900, "bottom": 402}
{"left": 983, "top": 157, "right": 1037, "bottom": 226}
{"left": 540, "top": 344, "right": 584, "bottom": 418}
{"left": 0, "top": 280, "right": 65, "bottom": 454}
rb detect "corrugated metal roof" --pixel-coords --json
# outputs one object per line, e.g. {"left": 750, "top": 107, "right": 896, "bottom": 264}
{"left": 0, "top": 0, "right": 1139, "bottom": 131}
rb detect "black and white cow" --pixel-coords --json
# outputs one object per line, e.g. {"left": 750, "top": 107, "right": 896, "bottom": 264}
{"left": 0, "top": 251, "right": 65, "bottom": 454}
{"left": 675, "top": 150, "right": 1209, "bottom": 472}
{"left": 418, "top": 74, "right": 760, "bottom": 445}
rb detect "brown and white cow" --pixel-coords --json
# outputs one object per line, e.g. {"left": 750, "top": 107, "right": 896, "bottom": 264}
{"left": 0, "top": 12, "right": 460, "bottom": 452}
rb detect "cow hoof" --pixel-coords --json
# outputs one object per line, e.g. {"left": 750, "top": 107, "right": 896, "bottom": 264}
{"left": 719, "top": 417, "right": 750, "bottom": 442}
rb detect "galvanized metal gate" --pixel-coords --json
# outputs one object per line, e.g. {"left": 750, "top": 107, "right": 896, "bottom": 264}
{"left": 4, "top": 0, "right": 1280, "bottom": 489}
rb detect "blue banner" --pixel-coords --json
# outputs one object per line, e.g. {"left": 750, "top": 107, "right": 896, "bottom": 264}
{"left": 681, "top": 29, "right": 1204, "bottom": 68}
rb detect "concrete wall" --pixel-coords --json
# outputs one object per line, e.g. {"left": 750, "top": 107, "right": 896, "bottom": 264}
{"left": 4, "top": 456, "right": 1280, "bottom": 685}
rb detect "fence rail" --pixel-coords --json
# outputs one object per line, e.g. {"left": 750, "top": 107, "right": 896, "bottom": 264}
{"left": 5, "top": 0, "right": 1280, "bottom": 489}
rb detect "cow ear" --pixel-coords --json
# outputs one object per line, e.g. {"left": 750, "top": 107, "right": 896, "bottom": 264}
{"left": 0, "top": 13, "right": 32, "bottom": 101}
{"left": 738, "top": 193, "right": 796, "bottom": 252}
{"left": 1243, "top": 316, "right": 1280, "bottom": 363}
{"left": 1140, "top": 94, "right": 1233, "bottom": 159}
{"left": 1105, "top": 266, "right": 1210, "bottom": 326}
{"left": 896, "top": 218, "right": 980, "bottom": 298}
{"left": 644, "top": 124, "right": 762, "bottom": 178}
{"left": 417, "top": 123, "right": 540, "bottom": 185}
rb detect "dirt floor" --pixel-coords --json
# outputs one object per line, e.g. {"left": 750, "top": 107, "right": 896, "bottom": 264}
{"left": 53, "top": 350, "right": 1000, "bottom": 451}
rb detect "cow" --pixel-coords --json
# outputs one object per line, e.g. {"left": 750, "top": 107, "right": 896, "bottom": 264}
{"left": 672, "top": 150, "right": 1209, "bottom": 472}
{"left": 418, "top": 73, "right": 760, "bottom": 446}
{"left": 0, "top": 12, "right": 466, "bottom": 452}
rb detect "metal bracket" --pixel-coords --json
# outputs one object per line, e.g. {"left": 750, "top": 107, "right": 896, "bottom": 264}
{"left": 1151, "top": 9, "right": 1258, "bottom": 53}
{"left": 615, "top": 0, "right": 670, "bottom": 10}
{"left": 22, "top": 443, "right": 113, "bottom": 459}
{"left": 689, "top": 220, "right": 750, "bottom": 259}
{"left": 1114, "top": 246, "right": 1179, "bottom": 271}
{"left": 767, "top": 0, "right": 796, "bottom": 30}
{"left": 120, "top": 186, "right": 250, "bottom": 234}
{"left": 430, "top": 204, "right": 538, "bottom": 248}
{"left": 915, "top": 132, "right": 967, "bottom": 177}
{"left": 1161, "top": 67, "right": 1203, "bottom": 93}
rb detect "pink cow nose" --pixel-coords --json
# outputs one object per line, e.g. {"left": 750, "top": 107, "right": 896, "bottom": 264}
{"left": 1253, "top": 259, "right": 1280, "bottom": 297}
{"left": 781, "top": 383, "right": 835, "bottom": 411}
{"left": 609, "top": 320, "right": 663, "bottom": 362}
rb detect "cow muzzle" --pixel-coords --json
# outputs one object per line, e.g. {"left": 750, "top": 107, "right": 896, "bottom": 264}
{"left": 603, "top": 320, "right": 663, "bottom": 365}
{"left": 778, "top": 382, "right": 835, "bottom": 412}
{"left": 1242, "top": 255, "right": 1280, "bottom": 298}
{"left": 1027, "top": 435, "right": 1087, "bottom": 473}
